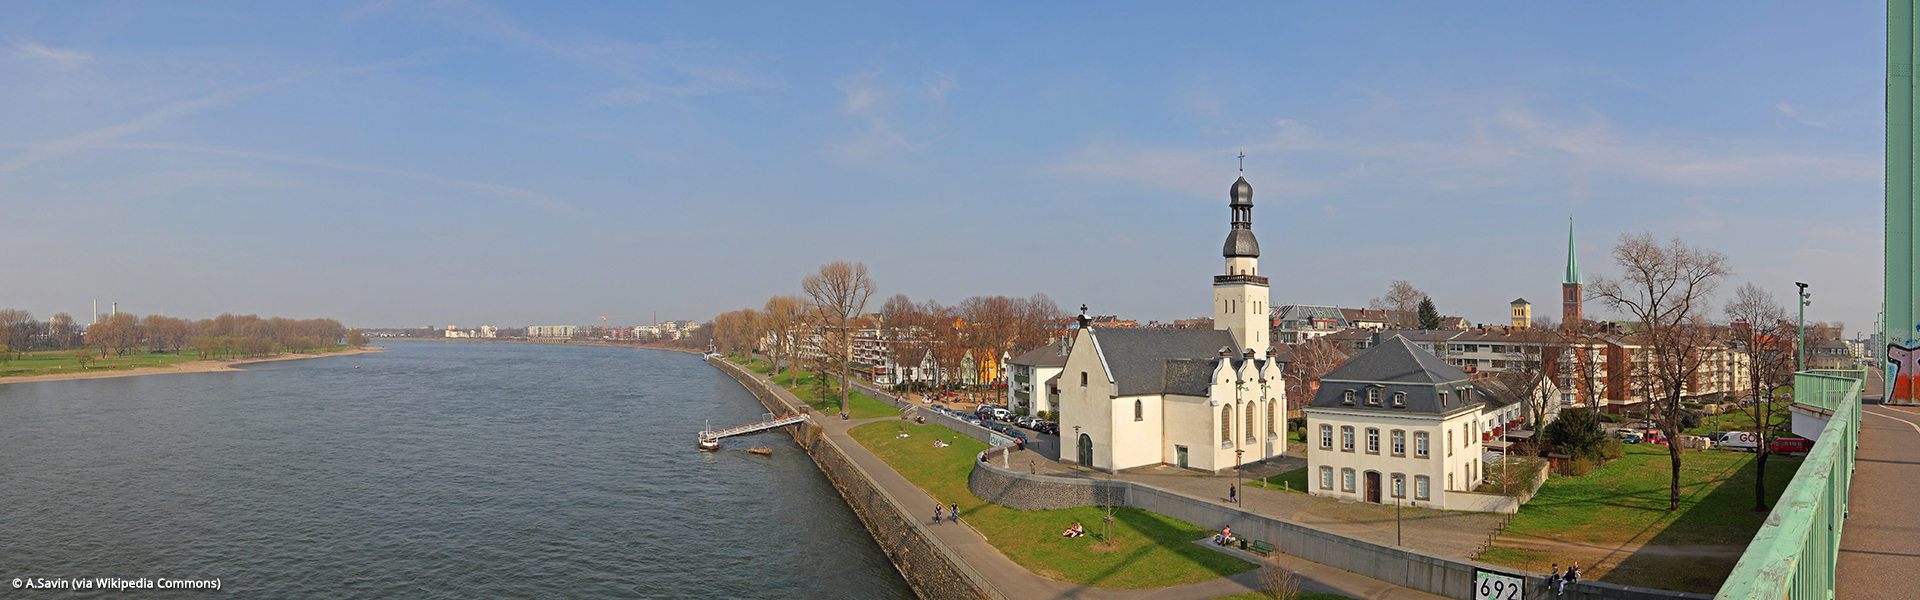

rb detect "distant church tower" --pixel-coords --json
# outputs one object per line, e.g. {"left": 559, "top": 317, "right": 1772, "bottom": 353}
{"left": 1563, "top": 218, "right": 1584, "bottom": 326}
{"left": 1214, "top": 171, "right": 1270, "bottom": 358}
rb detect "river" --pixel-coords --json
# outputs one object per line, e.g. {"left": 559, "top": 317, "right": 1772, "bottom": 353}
{"left": 0, "top": 341, "right": 913, "bottom": 599}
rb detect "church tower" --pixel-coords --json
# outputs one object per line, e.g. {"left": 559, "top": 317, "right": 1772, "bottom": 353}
{"left": 1563, "top": 218, "right": 1584, "bottom": 326}
{"left": 1214, "top": 173, "right": 1270, "bottom": 357}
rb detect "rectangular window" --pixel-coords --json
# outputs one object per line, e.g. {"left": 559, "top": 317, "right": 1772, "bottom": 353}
{"left": 1392, "top": 473, "right": 1406, "bottom": 498}
{"left": 1415, "top": 432, "right": 1429, "bottom": 457}
{"left": 1342, "top": 390, "right": 1355, "bottom": 405}
{"left": 1415, "top": 475, "right": 1430, "bottom": 500}
{"left": 1392, "top": 392, "right": 1405, "bottom": 407}
{"left": 1392, "top": 430, "right": 1406, "bottom": 456}
{"left": 1366, "top": 387, "right": 1380, "bottom": 405}
{"left": 1342, "top": 468, "right": 1355, "bottom": 492}
{"left": 1447, "top": 430, "right": 1454, "bottom": 456}
{"left": 1438, "top": 390, "right": 1448, "bottom": 407}
{"left": 1320, "top": 424, "right": 1333, "bottom": 449}
{"left": 1366, "top": 428, "right": 1379, "bottom": 454}
{"left": 1320, "top": 466, "right": 1333, "bottom": 489}
{"left": 1080, "top": 372, "right": 1088, "bottom": 386}
{"left": 1341, "top": 426, "right": 1355, "bottom": 452}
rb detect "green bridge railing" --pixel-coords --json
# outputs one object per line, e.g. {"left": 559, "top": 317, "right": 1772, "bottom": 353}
{"left": 1713, "top": 369, "right": 1863, "bottom": 600}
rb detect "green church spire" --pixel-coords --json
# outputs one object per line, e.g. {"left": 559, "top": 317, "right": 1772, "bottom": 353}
{"left": 1564, "top": 217, "right": 1581, "bottom": 285}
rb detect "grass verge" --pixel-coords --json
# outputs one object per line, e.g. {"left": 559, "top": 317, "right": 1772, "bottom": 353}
{"left": 1478, "top": 443, "right": 1802, "bottom": 593}
{"left": 1247, "top": 467, "right": 1309, "bottom": 494}
{"left": 849, "top": 421, "right": 1256, "bottom": 588}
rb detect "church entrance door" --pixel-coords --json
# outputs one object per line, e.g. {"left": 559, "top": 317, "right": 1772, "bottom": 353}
{"left": 1176, "top": 445, "right": 1188, "bottom": 469}
{"left": 1078, "top": 434, "right": 1093, "bottom": 468}
{"left": 1365, "top": 471, "right": 1382, "bottom": 503}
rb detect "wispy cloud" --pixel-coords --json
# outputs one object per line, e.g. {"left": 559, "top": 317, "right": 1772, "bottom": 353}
{"left": 8, "top": 40, "right": 92, "bottom": 69}
{"left": 1776, "top": 101, "right": 1828, "bottom": 128}
{"left": 93, "top": 142, "right": 572, "bottom": 212}
{"left": 0, "top": 50, "right": 456, "bottom": 178}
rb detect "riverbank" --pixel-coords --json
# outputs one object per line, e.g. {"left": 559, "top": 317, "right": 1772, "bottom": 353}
{"left": 0, "top": 347, "right": 385, "bottom": 386}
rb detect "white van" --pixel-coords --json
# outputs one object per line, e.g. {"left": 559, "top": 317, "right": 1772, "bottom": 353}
{"left": 1716, "top": 431, "right": 1760, "bottom": 452}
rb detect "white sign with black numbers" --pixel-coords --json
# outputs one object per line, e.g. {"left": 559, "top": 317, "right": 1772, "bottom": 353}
{"left": 1475, "top": 568, "right": 1524, "bottom": 600}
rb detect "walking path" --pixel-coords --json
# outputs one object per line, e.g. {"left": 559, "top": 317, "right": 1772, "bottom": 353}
{"left": 731, "top": 361, "right": 1446, "bottom": 600}
{"left": 1836, "top": 367, "right": 1920, "bottom": 600}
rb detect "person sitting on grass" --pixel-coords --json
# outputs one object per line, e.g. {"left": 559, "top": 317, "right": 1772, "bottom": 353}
{"left": 1061, "top": 523, "right": 1084, "bottom": 537}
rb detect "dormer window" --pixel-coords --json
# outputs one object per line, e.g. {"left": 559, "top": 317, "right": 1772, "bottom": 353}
{"left": 1342, "top": 390, "right": 1355, "bottom": 405}
{"left": 1366, "top": 388, "right": 1380, "bottom": 406}
{"left": 1392, "top": 392, "right": 1406, "bottom": 407}
{"left": 1438, "top": 390, "right": 1448, "bottom": 407}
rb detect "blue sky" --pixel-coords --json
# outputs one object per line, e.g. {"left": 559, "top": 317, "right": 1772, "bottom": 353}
{"left": 0, "top": 2, "right": 1887, "bottom": 333}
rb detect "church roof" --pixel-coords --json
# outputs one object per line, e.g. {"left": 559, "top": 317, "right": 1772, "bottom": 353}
{"left": 1223, "top": 229, "right": 1260, "bottom": 258}
{"left": 1089, "top": 328, "right": 1238, "bottom": 396}
{"left": 1321, "top": 335, "right": 1469, "bottom": 385}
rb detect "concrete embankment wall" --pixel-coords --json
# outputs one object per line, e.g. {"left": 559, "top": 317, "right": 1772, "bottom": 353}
{"left": 968, "top": 447, "right": 1707, "bottom": 600}
{"left": 708, "top": 357, "right": 989, "bottom": 600}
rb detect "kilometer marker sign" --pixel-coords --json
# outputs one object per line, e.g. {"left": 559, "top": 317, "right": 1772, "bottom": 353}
{"left": 1474, "top": 568, "right": 1524, "bottom": 600}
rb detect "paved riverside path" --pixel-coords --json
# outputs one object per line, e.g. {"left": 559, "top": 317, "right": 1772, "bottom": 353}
{"left": 999, "top": 448, "right": 1509, "bottom": 560}
{"left": 730, "top": 363, "right": 1445, "bottom": 600}
{"left": 1837, "top": 368, "right": 1920, "bottom": 600}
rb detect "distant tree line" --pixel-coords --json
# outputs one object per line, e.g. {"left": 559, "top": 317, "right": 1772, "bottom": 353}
{"left": 0, "top": 309, "right": 367, "bottom": 363}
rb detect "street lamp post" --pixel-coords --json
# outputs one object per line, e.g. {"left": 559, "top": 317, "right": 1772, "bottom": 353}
{"left": 1072, "top": 425, "right": 1082, "bottom": 472}
{"left": 1234, "top": 448, "right": 1244, "bottom": 503}
{"left": 1796, "top": 282, "right": 1811, "bottom": 373}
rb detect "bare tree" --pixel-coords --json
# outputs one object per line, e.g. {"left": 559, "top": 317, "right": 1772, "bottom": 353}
{"left": 1724, "top": 281, "right": 1796, "bottom": 511}
{"left": 1369, "top": 280, "right": 1426, "bottom": 328}
{"left": 0, "top": 309, "right": 34, "bottom": 361}
{"left": 1282, "top": 337, "right": 1347, "bottom": 413}
{"left": 1589, "top": 231, "right": 1731, "bottom": 511}
{"left": 49, "top": 313, "right": 78, "bottom": 350}
{"left": 802, "top": 261, "right": 877, "bottom": 416}
{"left": 763, "top": 295, "right": 807, "bottom": 385}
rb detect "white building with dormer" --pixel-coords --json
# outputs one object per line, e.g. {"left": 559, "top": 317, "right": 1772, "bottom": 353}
{"left": 1056, "top": 174, "right": 1286, "bottom": 473}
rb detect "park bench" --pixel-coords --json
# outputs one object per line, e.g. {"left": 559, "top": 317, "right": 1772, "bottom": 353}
{"left": 1239, "top": 538, "right": 1276, "bottom": 556}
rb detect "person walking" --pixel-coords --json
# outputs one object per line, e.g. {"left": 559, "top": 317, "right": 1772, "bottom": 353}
{"left": 933, "top": 502, "right": 943, "bottom": 523}
{"left": 950, "top": 503, "right": 960, "bottom": 523}
{"left": 1229, "top": 484, "right": 1237, "bottom": 503}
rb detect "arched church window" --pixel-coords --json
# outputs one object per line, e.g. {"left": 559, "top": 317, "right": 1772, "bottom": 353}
{"left": 1267, "top": 400, "right": 1277, "bottom": 439}
{"left": 1220, "top": 405, "right": 1232, "bottom": 444}
{"left": 1246, "top": 403, "right": 1257, "bottom": 444}
{"left": 1134, "top": 400, "right": 1143, "bottom": 422}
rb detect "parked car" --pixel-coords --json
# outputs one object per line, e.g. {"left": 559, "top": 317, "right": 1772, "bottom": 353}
{"left": 1621, "top": 432, "right": 1644, "bottom": 444}
{"left": 1769, "top": 437, "right": 1813, "bottom": 455}
{"left": 931, "top": 404, "right": 947, "bottom": 414}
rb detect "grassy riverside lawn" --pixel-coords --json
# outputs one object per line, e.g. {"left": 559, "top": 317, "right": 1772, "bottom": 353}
{"left": 1209, "top": 592, "right": 1355, "bottom": 600}
{"left": 1, "top": 347, "right": 351, "bottom": 378}
{"left": 1247, "top": 467, "right": 1310, "bottom": 494}
{"left": 1476, "top": 443, "right": 1803, "bottom": 593}
{"left": 849, "top": 420, "right": 1258, "bottom": 589}
{"left": 737, "top": 358, "right": 899, "bottom": 419}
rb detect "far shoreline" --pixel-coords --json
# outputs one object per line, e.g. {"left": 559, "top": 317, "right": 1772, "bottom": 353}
{"left": 0, "top": 347, "right": 387, "bottom": 386}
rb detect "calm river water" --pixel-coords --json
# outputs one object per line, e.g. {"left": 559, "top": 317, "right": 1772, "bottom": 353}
{"left": 0, "top": 341, "right": 912, "bottom": 599}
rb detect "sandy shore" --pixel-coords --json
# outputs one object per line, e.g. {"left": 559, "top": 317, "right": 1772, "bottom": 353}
{"left": 0, "top": 347, "right": 386, "bottom": 386}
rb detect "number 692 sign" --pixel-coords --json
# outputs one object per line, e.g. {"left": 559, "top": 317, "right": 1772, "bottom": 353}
{"left": 1474, "top": 568, "right": 1524, "bottom": 600}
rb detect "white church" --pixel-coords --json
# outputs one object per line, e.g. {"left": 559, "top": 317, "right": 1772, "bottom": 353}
{"left": 1055, "top": 174, "right": 1286, "bottom": 473}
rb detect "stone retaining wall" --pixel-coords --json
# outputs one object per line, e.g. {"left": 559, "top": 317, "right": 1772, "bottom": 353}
{"left": 708, "top": 357, "right": 991, "bottom": 600}
{"left": 967, "top": 451, "right": 1707, "bottom": 600}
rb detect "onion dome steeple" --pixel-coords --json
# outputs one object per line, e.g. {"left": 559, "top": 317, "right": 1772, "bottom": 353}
{"left": 1223, "top": 176, "right": 1259, "bottom": 257}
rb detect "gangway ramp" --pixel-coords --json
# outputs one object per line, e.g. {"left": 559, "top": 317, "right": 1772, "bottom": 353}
{"left": 699, "top": 414, "right": 809, "bottom": 444}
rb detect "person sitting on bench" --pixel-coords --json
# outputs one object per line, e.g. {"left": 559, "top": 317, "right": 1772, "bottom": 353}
{"left": 1214, "top": 526, "right": 1235, "bottom": 545}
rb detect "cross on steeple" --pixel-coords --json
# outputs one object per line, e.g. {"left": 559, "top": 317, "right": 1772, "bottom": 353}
{"left": 1238, "top": 146, "right": 1245, "bottom": 172}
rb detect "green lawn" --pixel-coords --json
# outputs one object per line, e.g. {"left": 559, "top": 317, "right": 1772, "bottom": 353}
{"left": 1479, "top": 443, "right": 1803, "bottom": 593}
{"left": 764, "top": 368, "right": 898, "bottom": 419}
{"left": 1211, "top": 593, "right": 1355, "bottom": 600}
{"left": 849, "top": 421, "right": 1257, "bottom": 588}
{"left": 1, "top": 348, "right": 264, "bottom": 378}
{"left": 1247, "top": 467, "right": 1309, "bottom": 494}
{"left": 1687, "top": 401, "right": 1793, "bottom": 437}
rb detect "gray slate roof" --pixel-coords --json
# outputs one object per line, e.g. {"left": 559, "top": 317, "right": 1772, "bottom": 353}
{"left": 1311, "top": 335, "right": 1479, "bottom": 415}
{"left": 1090, "top": 328, "right": 1238, "bottom": 396}
{"left": 1009, "top": 343, "right": 1070, "bottom": 367}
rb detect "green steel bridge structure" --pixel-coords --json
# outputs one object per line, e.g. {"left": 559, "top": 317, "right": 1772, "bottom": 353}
{"left": 1714, "top": 1, "right": 1920, "bottom": 597}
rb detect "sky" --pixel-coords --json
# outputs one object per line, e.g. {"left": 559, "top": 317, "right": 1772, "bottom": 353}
{"left": 0, "top": 2, "right": 1889, "bottom": 334}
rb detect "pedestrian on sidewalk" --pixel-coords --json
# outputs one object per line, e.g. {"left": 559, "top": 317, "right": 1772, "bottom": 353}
{"left": 950, "top": 503, "right": 960, "bottom": 523}
{"left": 934, "top": 502, "right": 943, "bottom": 523}
{"left": 1229, "top": 484, "right": 1237, "bottom": 503}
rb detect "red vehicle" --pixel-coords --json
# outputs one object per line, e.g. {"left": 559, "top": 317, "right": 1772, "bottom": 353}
{"left": 1769, "top": 437, "right": 1813, "bottom": 456}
